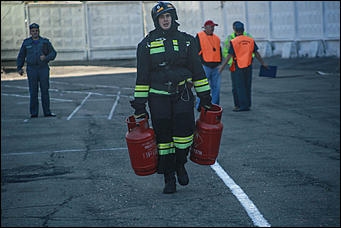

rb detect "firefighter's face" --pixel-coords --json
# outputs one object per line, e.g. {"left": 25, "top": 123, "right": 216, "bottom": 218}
{"left": 30, "top": 28, "right": 39, "bottom": 39}
{"left": 158, "top": 13, "right": 172, "bottom": 30}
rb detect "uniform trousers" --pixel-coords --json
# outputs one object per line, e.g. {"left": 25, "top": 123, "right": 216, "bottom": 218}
{"left": 26, "top": 65, "right": 51, "bottom": 116}
{"left": 230, "top": 70, "right": 239, "bottom": 108}
{"left": 148, "top": 87, "right": 195, "bottom": 174}
{"left": 234, "top": 65, "right": 253, "bottom": 110}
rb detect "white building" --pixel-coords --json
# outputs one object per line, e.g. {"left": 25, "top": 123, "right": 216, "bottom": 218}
{"left": 1, "top": 1, "right": 340, "bottom": 61}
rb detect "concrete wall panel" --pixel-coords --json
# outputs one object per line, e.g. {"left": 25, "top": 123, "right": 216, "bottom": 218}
{"left": 174, "top": 1, "right": 202, "bottom": 37}
{"left": 87, "top": 1, "right": 143, "bottom": 60}
{"left": 27, "top": 3, "right": 86, "bottom": 61}
{"left": 296, "top": 1, "right": 323, "bottom": 39}
{"left": 247, "top": 1, "right": 270, "bottom": 40}
{"left": 324, "top": 1, "right": 340, "bottom": 38}
{"left": 271, "top": 1, "right": 296, "bottom": 40}
{"left": 1, "top": 2, "right": 27, "bottom": 59}
{"left": 222, "top": 1, "right": 247, "bottom": 40}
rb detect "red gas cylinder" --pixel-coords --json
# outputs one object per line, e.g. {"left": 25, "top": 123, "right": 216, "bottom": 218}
{"left": 125, "top": 115, "right": 158, "bottom": 176}
{"left": 190, "top": 104, "right": 223, "bottom": 165}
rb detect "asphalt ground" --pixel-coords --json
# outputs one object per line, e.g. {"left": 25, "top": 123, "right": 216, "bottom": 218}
{"left": 1, "top": 57, "right": 340, "bottom": 227}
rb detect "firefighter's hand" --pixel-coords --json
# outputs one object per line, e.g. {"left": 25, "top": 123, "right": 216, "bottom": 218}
{"left": 198, "top": 95, "right": 212, "bottom": 112}
{"left": 18, "top": 69, "right": 24, "bottom": 76}
{"left": 40, "top": 55, "right": 46, "bottom": 61}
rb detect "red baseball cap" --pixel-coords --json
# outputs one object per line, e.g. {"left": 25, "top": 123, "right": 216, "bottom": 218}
{"left": 204, "top": 20, "right": 218, "bottom": 27}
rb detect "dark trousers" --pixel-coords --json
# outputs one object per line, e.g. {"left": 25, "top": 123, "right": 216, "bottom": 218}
{"left": 26, "top": 65, "right": 51, "bottom": 116}
{"left": 230, "top": 70, "right": 239, "bottom": 108}
{"left": 148, "top": 88, "right": 195, "bottom": 174}
{"left": 235, "top": 65, "right": 253, "bottom": 110}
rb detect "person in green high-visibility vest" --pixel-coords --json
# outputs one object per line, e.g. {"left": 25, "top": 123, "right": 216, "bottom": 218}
{"left": 222, "top": 21, "right": 254, "bottom": 111}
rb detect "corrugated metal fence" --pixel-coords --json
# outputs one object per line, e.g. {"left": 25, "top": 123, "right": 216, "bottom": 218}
{"left": 1, "top": 1, "right": 340, "bottom": 62}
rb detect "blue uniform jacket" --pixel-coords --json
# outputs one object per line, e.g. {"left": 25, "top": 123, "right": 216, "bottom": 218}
{"left": 17, "top": 36, "right": 57, "bottom": 71}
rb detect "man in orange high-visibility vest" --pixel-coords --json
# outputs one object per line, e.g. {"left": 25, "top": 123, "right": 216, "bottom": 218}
{"left": 219, "top": 21, "right": 268, "bottom": 111}
{"left": 195, "top": 20, "right": 222, "bottom": 111}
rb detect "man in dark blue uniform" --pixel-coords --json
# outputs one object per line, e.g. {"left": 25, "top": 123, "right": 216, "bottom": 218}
{"left": 17, "top": 23, "right": 57, "bottom": 118}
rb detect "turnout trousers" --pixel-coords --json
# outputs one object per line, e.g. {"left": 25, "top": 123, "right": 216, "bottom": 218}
{"left": 26, "top": 65, "right": 52, "bottom": 116}
{"left": 148, "top": 87, "right": 195, "bottom": 174}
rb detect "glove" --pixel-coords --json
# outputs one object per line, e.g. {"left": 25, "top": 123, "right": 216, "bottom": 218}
{"left": 130, "top": 100, "right": 149, "bottom": 119}
{"left": 197, "top": 95, "right": 212, "bottom": 112}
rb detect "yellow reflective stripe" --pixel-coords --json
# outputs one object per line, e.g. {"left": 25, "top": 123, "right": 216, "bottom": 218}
{"left": 174, "top": 141, "right": 193, "bottom": 149}
{"left": 195, "top": 84, "right": 210, "bottom": 93}
{"left": 149, "top": 88, "right": 170, "bottom": 95}
{"left": 158, "top": 142, "right": 174, "bottom": 149}
{"left": 173, "top": 134, "right": 193, "bottom": 143}
{"left": 173, "top": 135, "right": 194, "bottom": 149}
{"left": 135, "top": 85, "right": 150, "bottom": 91}
{"left": 150, "top": 47, "right": 165, "bottom": 54}
{"left": 158, "top": 147, "right": 175, "bottom": 155}
{"left": 193, "top": 78, "right": 209, "bottom": 87}
{"left": 173, "top": 40, "right": 178, "bottom": 45}
{"left": 178, "top": 79, "right": 186, "bottom": 85}
{"left": 134, "top": 91, "right": 149, "bottom": 97}
{"left": 158, "top": 142, "right": 175, "bottom": 155}
{"left": 150, "top": 41, "right": 164, "bottom": 47}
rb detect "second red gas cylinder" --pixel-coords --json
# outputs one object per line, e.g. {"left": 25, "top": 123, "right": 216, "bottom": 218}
{"left": 190, "top": 104, "right": 223, "bottom": 165}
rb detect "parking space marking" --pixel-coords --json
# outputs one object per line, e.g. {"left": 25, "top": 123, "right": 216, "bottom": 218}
{"left": 108, "top": 91, "right": 121, "bottom": 120}
{"left": 211, "top": 161, "right": 271, "bottom": 227}
{"left": 50, "top": 80, "right": 133, "bottom": 90}
{"left": 67, "top": 92, "right": 92, "bottom": 120}
{"left": 2, "top": 93, "right": 73, "bottom": 102}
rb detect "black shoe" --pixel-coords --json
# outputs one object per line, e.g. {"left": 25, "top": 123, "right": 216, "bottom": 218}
{"left": 176, "top": 164, "right": 189, "bottom": 186}
{"left": 44, "top": 113, "right": 56, "bottom": 117}
{"left": 163, "top": 172, "right": 176, "bottom": 194}
{"left": 232, "top": 106, "right": 240, "bottom": 112}
{"left": 31, "top": 114, "right": 38, "bottom": 118}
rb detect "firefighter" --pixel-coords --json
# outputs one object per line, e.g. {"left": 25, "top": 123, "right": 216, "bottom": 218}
{"left": 219, "top": 21, "right": 268, "bottom": 111}
{"left": 130, "top": 2, "right": 212, "bottom": 194}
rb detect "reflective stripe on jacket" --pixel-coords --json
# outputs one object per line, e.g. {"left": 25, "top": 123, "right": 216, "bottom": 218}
{"left": 230, "top": 35, "right": 255, "bottom": 69}
{"left": 197, "top": 31, "right": 221, "bottom": 63}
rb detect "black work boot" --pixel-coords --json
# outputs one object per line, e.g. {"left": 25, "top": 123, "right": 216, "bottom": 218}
{"left": 176, "top": 163, "right": 189, "bottom": 186}
{"left": 163, "top": 172, "right": 176, "bottom": 194}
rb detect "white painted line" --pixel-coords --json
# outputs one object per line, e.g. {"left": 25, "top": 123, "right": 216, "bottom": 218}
{"left": 1, "top": 147, "right": 128, "bottom": 156}
{"left": 50, "top": 80, "right": 133, "bottom": 90}
{"left": 2, "top": 93, "right": 74, "bottom": 103}
{"left": 67, "top": 92, "right": 92, "bottom": 120}
{"left": 2, "top": 85, "right": 133, "bottom": 98}
{"left": 210, "top": 161, "right": 271, "bottom": 227}
{"left": 108, "top": 91, "right": 121, "bottom": 120}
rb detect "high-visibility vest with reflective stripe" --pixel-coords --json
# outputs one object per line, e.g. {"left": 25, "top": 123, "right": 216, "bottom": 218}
{"left": 223, "top": 32, "right": 254, "bottom": 66}
{"left": 231, "top": 35, "right": 254, "bottom": 69}
{"left": 197, "top": 31, "right": 221, "bottom": 62}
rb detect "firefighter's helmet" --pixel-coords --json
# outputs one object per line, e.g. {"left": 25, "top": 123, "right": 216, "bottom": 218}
{"left": 151, "top": 1, "right": 178, "bottom": 23}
